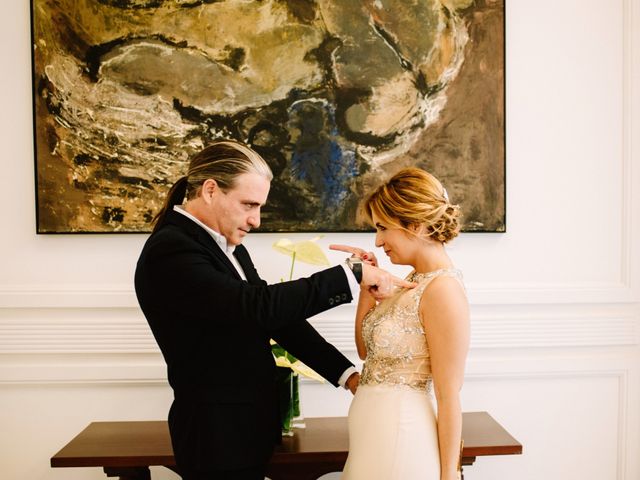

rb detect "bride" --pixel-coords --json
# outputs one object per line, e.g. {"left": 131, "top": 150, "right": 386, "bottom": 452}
{"left": 332, "top": 167, "right": 470, "bottom": 480}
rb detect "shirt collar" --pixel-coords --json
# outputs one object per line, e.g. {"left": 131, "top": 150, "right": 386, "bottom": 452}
{"left": 173, "top": 205, "right": 235, "bottom": 255}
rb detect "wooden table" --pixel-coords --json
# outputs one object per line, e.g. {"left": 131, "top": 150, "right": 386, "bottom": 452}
{"left": 51, "top": 412, "right": 522, "bottom": 480}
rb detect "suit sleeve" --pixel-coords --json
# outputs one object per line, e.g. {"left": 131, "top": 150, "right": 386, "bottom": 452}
{"left": 271, "top": 320, "right": 353, "bottom": 387}
{"left": 236, "top": 243, "right": 354, "bottom": 387}
{"left": 136, "top": 230, "right": 353, "bottom": 332}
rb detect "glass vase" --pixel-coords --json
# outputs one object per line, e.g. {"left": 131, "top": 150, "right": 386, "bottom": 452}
{"left": 276, "top": 367, "right": 302, "bottom": 436}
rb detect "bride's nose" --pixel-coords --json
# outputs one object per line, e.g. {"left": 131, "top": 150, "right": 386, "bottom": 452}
{"left": 375, "top": 232, "right": 383, "bottom": 248}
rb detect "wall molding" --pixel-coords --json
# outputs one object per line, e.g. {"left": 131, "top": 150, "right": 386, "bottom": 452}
{"left": 621, "top": 0, "right": 636, "bottom": 296}
{"left": 0, "top": 353, "right": 168, "bottom": 386}
{"left": 0, "top": 303, "right": 637, "bottom": 354}
{"left": 0, "top": 280, "right": 638, "bottom": 309}
{"left": 468, "top": 307, "right": 639, "bottom": 349}
{"left": 465, "top": 367, "right": 634, "bottom": 480}
{"left": 1, "top": 345, "right": 635, "bottom": 383}
{"left": 0, "top": 284, "right": 139, "bottom": 308}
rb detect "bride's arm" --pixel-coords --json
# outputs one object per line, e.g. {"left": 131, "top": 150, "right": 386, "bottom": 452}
{"left": 333, "top": 246, "right": 379, "bottom": 360}
{"left": 354, "top": 290, "right": 376, "bottom": 359}
{"left": 421, "top": 277, "right": 470, "bottom": 480}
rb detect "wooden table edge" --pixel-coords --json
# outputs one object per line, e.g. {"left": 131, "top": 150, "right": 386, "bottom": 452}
{"left": 50, "top": 413, "right": 523, "bottom": 470}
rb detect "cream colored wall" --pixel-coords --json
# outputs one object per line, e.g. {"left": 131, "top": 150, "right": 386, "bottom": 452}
{"left": 1, "top": 1, "right": 639, "bottom": 479}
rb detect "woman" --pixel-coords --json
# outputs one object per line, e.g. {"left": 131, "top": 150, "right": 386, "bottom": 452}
{"left": 332, "top": 167, "right": 470, "bottom": 480}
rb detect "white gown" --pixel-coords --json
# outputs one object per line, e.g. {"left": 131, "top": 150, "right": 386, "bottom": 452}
{"left": 342, "top": 269, "right": 463, "bottom": 480}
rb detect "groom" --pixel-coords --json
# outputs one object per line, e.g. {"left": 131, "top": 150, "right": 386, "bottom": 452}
{"left": 134, "top": 140, "right": 413, "bottom": 480}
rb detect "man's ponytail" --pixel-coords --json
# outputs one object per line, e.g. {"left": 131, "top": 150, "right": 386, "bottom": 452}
{"left": 151, "top": 176, "right": 188, "bottom": 234}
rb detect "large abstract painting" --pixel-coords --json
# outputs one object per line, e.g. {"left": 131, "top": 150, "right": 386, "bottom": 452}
{"left": 31, "top": 0, "right": 504, "bottom": 233}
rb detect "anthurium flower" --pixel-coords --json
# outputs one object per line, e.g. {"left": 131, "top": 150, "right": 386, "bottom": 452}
{"left": 270, "top": 322, "right": 325, "bottom": 383}
{"left": 273, "top": 355, "right": 326, "bottom": 383}
{"left": 270, "top": 237, "right": 330, "bottom": 388}
{"left": 272, "top": 236, "right": 330, "bottom": 267}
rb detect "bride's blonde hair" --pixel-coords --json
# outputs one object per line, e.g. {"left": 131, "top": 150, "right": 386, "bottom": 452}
{"left": 364, "top": 167, "right": 461, "bottom": 243}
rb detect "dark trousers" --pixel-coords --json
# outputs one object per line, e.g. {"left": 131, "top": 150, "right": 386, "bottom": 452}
{"left": 180, "top": 465, "right": 267, "bottom": 480}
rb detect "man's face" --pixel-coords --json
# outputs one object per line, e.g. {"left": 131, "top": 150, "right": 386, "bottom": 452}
{"left": 207, "top": 172, "right": 271, "bottom": 246}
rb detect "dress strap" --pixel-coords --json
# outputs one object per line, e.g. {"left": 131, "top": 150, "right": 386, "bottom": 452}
{"left": 407, "top": 269, "right": 464, "bottom": 303}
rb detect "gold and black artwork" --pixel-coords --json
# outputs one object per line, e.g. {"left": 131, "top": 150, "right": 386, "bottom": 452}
{"left": 31, "top": 0, "right": 504, "bottom": 233}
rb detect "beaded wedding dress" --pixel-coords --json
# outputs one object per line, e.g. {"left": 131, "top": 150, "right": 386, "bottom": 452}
{"left": 341, "top": 269, "right": 463, "bottom": 480}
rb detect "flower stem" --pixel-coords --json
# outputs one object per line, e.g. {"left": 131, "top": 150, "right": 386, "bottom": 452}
{"left": 289, "top": 251, "right": 296, "bottom": 281}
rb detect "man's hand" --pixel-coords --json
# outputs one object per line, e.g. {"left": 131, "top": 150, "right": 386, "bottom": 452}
{"left": 329, "top": 244, "right": 379, "bottom": 267}
{"left": 345, "top": 372, "right": 360, "bottom": 394}
{"left": 361, "top": 263, "right": 416, "bottom": 300}
{"left": 330, "top": 244, "right": 414, "bottom": 300}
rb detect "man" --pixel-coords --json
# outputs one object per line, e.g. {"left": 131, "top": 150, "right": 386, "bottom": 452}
{"left": 135, "top": 140, "right": 412, "bottom": 480}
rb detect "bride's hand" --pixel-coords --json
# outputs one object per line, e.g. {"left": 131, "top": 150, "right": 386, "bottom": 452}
{"left": 345, "top": 372, "right": 360, "bottom": 394}
{"left": 329, "top": 244, "right": 378, "bottom": 267}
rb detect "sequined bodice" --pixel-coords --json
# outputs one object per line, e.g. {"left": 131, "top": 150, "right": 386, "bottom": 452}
{"left": 360, "top": 269, "right": 463, "bottom": 392}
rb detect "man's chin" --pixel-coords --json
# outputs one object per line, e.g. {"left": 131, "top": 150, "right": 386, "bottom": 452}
{"left": 234, "top": 230, "right": 249, "bottom": 244}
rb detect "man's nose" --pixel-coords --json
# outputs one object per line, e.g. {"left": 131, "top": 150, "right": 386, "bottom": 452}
{"left": 248, "top": 213, "right": 260, "bottom": 229}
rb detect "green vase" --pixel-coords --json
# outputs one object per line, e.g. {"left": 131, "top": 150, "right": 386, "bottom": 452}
{"left": 276, "top": 367, "right": 300, "bottom": 436}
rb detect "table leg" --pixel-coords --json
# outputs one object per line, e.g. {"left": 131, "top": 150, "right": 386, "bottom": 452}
{"left": 103, "top": 466, "right": 151, "bottom": 480}
{"left": 459, "top": 456, "right": 476, "bottom": 480}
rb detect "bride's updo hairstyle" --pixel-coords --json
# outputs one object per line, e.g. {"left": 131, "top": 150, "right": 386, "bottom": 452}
{"left": 364, "top": 167, "right": 461, "bottom": 243}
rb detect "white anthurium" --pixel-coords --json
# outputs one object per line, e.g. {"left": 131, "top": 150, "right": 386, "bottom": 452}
{"left": 270, "top": 338, "right": 325, "bottom": 383}
{"left": 270, "top": 238, "right": 330, "bottom": 385}
{"left": 272, "top": 236, "right": 330, "bottom": 270}
{"left": 273, "top": 355, "right": 326, "bottom": 383}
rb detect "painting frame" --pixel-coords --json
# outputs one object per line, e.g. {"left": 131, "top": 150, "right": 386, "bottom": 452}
{"left": 30, "top": 0, "right": 505, "bottom": 234}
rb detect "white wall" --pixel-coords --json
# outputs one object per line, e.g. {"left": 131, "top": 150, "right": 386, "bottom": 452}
{"left": 1, "top": 1, "right": 639, "bottom": 479}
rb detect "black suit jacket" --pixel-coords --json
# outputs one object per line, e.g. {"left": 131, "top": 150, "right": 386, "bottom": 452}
{"left": 134, "top": 210, "right": 354, "bottom": 472}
